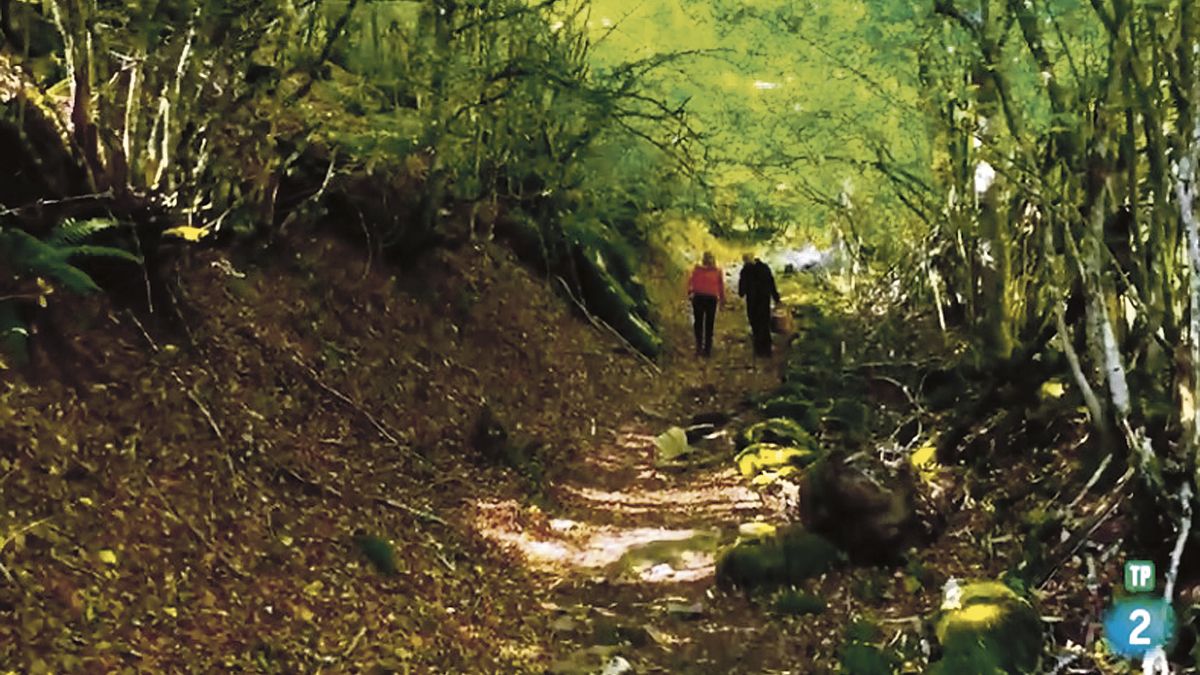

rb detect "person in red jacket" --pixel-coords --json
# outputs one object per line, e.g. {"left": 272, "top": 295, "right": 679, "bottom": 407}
{"left": 687, "top": 251, "right": 725, "bottom": 356}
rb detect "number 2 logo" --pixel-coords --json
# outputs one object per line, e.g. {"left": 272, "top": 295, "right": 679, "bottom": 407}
{"left": 1129, "top": 608, "right": 1152, "bottom": 646}
{"left": 1104, "top": 598, "right": 1175, "bottom": 657}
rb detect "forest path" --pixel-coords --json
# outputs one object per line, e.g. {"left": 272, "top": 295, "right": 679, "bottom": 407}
{"left": 473, "top": 297, "right": 796, "bottom": 673}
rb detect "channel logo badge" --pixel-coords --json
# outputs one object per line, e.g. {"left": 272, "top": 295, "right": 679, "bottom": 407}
{"left": 1125, "top": 560, "right": 1155, "bottom": 593}
{"left": 1104, "top": 560, "right": 1175, "bottom": 659}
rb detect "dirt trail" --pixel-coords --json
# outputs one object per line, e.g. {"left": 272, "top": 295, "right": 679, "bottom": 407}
{"left": 472, "top": 300, "right": 797, "bottom": 673}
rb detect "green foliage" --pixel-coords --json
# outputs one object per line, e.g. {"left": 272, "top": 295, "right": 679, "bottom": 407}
{"left": 568, "top": 227, "right": 663, "bottom": 358}
{"left": 736, "top": 417, "right": 815, "bottom": 451}
{"left": 353, "top": 531, "right": 397, "bottom": 576}
{"left": 0, "top": 299, "right": 30, "bottom": 368}
{"left": 715, "top": 525, "right": 843, "bottom": 590}
{"left": 0, "top": 219, "right": 139, "bottom": 294}
{"left": 0, "top": 219, "right": 140, "bottom": 367}
{"left": 850, "top": 569, "right": 890, "bottom": 604}
{"left": 760, "top": 393, "right": 818, "bottom": 426}
{"left": 839, "top": 643, "right": 897, "bottom": 675}
{"left": 839, "top": 619, "right": 899, "bottom": 675}
{"left": 733, "top": 442, "right": 820, "bottom": 482}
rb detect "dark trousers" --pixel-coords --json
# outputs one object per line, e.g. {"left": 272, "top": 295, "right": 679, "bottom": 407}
{"left": 747, "top": 299, "right": 772, "bottom": 356}
{"left": 692, "top": 295, "right": 717, "bottom": 355}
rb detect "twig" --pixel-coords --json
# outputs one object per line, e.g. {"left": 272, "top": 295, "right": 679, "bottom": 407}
{"left": 278, "top": 149, "right": 338, "bottom": 234}
{"left": 1036, "top": 467, "right": 1134, "bottom": 590}
{"left": 276, "top": 464, "right": 446, "bottom": 526}
{"left": 0, "top": 516, "right": 53, "bottom": 587}
{"left": 125, "top": 310, "right": 160, "bottom": 353}
{"left": 1067, "top": 447, "right": 1108, "bottom": 509}
{"left": 0, "top": 559, "right": 15, "bottom": 587}
{"left": 373, "top": 495, "right": 448, "bottom": 526}
{"left": 342, "top": 625, "right": 367, "bottom": 659}
{"left": 171, "top": 372, "right": 226, "bottom": 444}
{"left": 1163, "top": 482, "right": 1193, "bottom": 599}
{"left": 868, "top": 373, "right": 925, "bottom": 414}
{"left": 0, "top": 190, "right": 115, "bottom": 217}
{"left": 48, "top": 548, "right": 103, "bottom": 581}
{"left": 0, "top": 516, "right": 52, "bottom": 554}
{"left": 637, "top": 404, "right": 671, "bottom": 421}
{"left": 287, "top": 350, "right": 427, "bottom": 464}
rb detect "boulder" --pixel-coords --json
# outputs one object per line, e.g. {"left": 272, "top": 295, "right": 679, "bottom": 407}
{"left": 799, "top": 453, "right": 919, "bottom": 564}
{"left": 715, "top": 525, "right": 843, "bottom": 590}
{"left": 927, "top": 580, "right": 1044, "bottom": 675}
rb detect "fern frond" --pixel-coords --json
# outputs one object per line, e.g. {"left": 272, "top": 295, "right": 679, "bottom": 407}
{"left": 62, "top": 245, "right": 143, "bottom": 265}
{"left": 46, "top": 218, "right": 122, "bottom": 247}
{"left": 43, "top": 264, "right": 102, "bottom": 294}
{"left": 0, "top": 299, "right": 30, "bottom": 368}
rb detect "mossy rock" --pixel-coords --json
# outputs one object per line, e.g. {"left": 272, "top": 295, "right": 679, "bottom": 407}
{"left": 772, "top": 588, "right": 826, "bottom": 616}
{"left": 735, "top": 442, "right": 820, "bottom": 481}
{"left": 799, "top": 455, "right": 919, "bottom": 564}
{"left": 736, "top": 418, "right": 815, "bottom": 451}
{"left": 839, "top": 644, "right": 897, "bottom": 675}
{"left": 715, "top": 525, "right": 843, "bottom": 590}
{"left": 838, "top": 620, "right": 899, "bottom": 675}
{"left": 928, "top": 581, "right": 1043, "bottom": 675}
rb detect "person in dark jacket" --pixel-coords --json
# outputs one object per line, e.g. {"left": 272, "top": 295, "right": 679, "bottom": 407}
{"left": 738, "top": 254, "right": 781, "bottom": 356}
{"left": 687, "top": 251, "right": 725, "bottom": 356}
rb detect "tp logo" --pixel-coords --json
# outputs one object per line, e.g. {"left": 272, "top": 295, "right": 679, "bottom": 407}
{"left": 1125, "top": 560, "right": 1155, "bottom": 593}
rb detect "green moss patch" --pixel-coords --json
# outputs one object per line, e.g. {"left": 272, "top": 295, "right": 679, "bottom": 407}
{"left": 715, "top": 525, "right": 843, "bottom": 590}
{"left": 928, "top": 581, "right": 1044, "bottom": 674}
{"left": 772, "top": 588, "right": 827, "bottom": 616}
{"left": 838, "top": 619, "right": 899, "bottom": 675}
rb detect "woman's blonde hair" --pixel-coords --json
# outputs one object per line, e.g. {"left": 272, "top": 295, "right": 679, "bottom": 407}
{"left": 702, "top": 251, "right": 715, "bottom": 266}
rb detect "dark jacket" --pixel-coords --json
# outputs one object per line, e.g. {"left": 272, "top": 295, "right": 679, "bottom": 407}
{"left": 738, "top": 260, "right": 781, "bottom": 306}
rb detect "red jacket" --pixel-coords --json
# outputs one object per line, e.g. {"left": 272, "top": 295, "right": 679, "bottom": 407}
{"left": 688, "top": 265, "right": 725, "bottom": 302}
